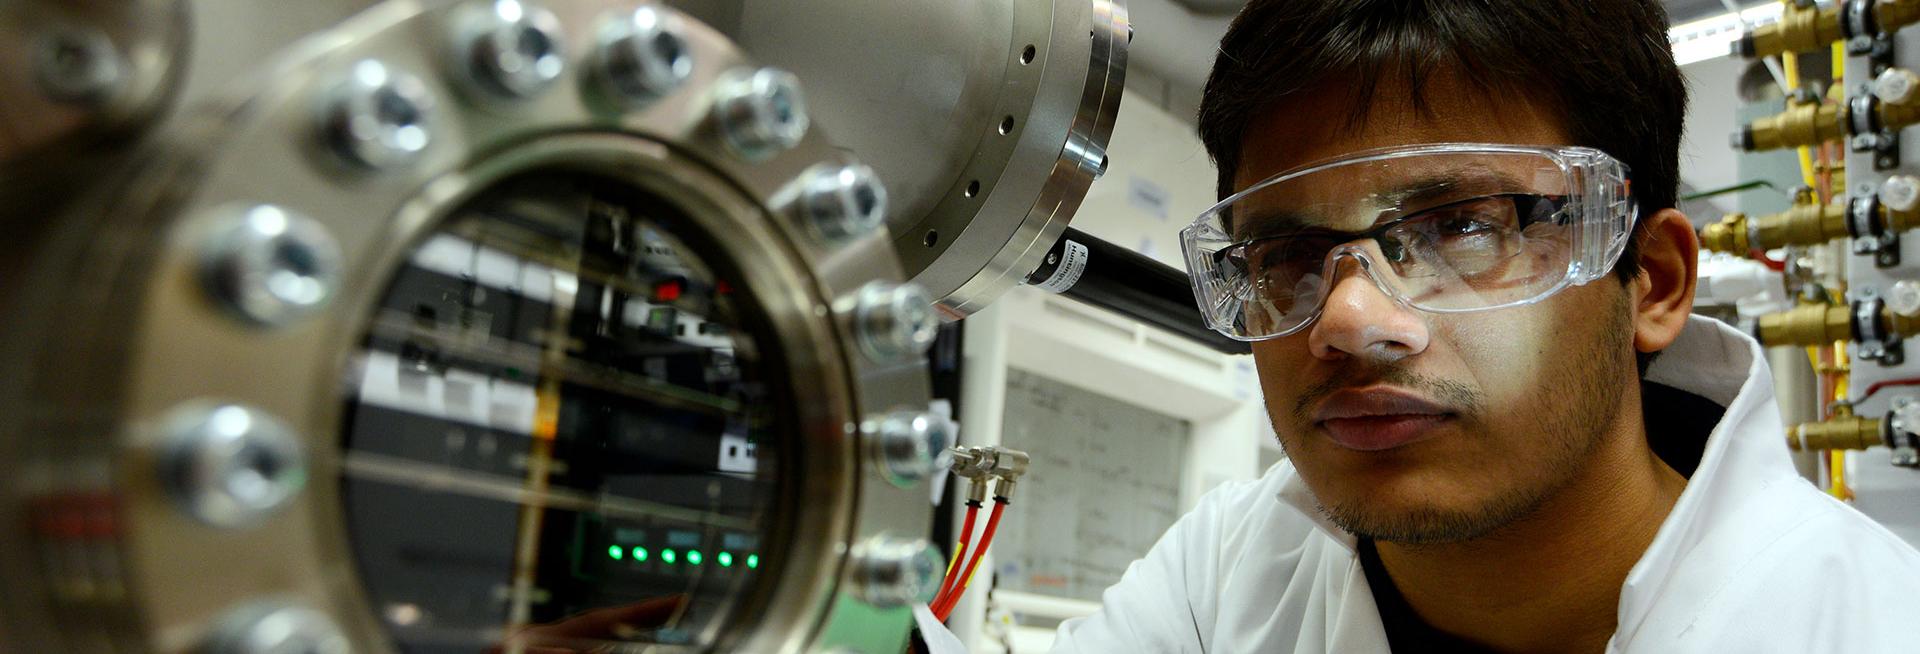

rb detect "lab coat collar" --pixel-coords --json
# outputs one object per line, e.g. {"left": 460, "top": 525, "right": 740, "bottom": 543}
{"left": 1273, "top": 316, "right": 1795, "bottom": 605}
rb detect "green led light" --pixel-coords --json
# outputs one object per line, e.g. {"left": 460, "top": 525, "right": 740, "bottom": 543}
{"left": 688, "top": 550, "right": 704, "bottom": 566}
{"left": 747, "top": 554, "right": 759, "bottom": 569}
{"left": 662, "top": 548, "right": 677, "bottom": 564}
{"left": 718, "top": 552, "right": 734, "bottom": 567}
{"left": 632, "top": 546, "right": 649, "bottom": 562}
{"left": 607, "top": 545, "right": 623, "bottom": 560}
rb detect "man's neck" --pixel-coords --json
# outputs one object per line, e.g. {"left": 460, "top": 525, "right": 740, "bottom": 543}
{"left": 1372, "top": 404, "right": 1690, "bottom": 654}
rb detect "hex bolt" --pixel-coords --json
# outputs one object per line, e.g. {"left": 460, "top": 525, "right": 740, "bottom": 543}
{"left": 849, "top": 536, "right": 944, "bottom": 607}
{"left": 868, "top": 410, "right": 953, "bottom": 487}
{"left": 34, "top": 26, "right": 124, "bottom": 105}
{"left": 854, "top": 282, "right": 939, "bottom": 363}
{"left": 160, "top": 404, "right": 309, "bottom": 528}
{"left": 206, "top": 602, "right": 350, "bottom": 654}
{"left": 453, "top": 0, "right": 568, "bottom": 100}
{"left": 320, "top": 59, "right": 438, "bottom": 169}
{"left": 714, "top": 67, "right": 809, "bottom": 161}
{"left": 596, "top": 5, "right": 694, "bottom": 107}
{"left": 200, "top": 204, "right": 343, "bottom": 326}
{"left": 803, "top": 163, "right": 889, "bottom": 242}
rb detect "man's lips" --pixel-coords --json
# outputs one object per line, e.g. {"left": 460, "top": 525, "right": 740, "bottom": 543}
{"left": 1312, "top": 388, "right": 1456, "bottom": 452}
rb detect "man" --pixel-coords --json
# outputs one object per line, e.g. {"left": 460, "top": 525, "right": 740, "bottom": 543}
{"left": 1052, "top": 1, "right": 1920, "bottom": 652}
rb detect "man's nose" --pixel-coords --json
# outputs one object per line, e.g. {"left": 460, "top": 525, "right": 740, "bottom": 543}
{"left": 1305, "top": 253, "right": 1431, "bottom": 362}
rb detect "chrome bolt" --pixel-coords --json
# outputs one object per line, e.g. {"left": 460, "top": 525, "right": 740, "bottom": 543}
{"left": 452, "top": 0, "right": 568, "bottom": 100}
{"left": 714, "top": 67, "right": 809, "bottom": 161}
{"left": 321, "top": 59, "right": 437, "bottom": 169}
{"left": 161, "top": 404, "right": 309, "bottom": 528}
{"left": 803, "top": 163, "right": 889, "bottom": 242}
{"left": 200, "top": 205, "right": 343, "bottom": 326}
{"left": 850, "top": 536, "right": 944, "bottom": 607}
{"left": 207, "top": 603, "right": 350, "bottom": 654}
{"left": 35, "top": 27, "right": 123, "bottom": 105}
{"left": 854, "top": 282, "right": 939, "bottom": 363}
{"left": 868, "top": 410, "right": 953, "bottom": 487}
{"left": 597, "top": 5, "right": 694, "bottom": 107}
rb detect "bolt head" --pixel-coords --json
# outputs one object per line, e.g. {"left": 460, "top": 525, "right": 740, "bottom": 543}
{"left": 322, "top": 59, "right": 437, "bottom": 169}
{"left": 34, "top": 27, "right": 123, "bottom": 105}
{"left": 455, "top": 0, "right": 568, "bottom": 100}
{"left": 597, "top": 5, "right": 694, "bottom": 107}
{"left": 803, "top": 163, "right": 889, "bottom": 242}
{"left": 869, "top": 410, "right": 954, "bottom": 487}
{"left": 715, "top": 67, "right": 809, "bottom": 161}
{"left": 855, "top": 282, "right": 939, "bottom": 363}
{"left": 851, "top": 537, "right": 944, "bottom": 607}
{"left": 208, "top": 603, "right": 349, "bottom": 654}
{"left": 200, "top": 205, "right": 343, "bottom": 326}
{"left": 161, "top": 404, "right": 309, "bottom": 528}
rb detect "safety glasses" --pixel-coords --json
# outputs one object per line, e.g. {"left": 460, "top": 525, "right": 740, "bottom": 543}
{"left": 1181, "top": 143, "right": 1635, "bottom": 341}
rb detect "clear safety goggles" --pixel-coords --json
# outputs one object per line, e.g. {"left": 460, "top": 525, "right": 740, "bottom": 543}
{"left": 1181, "top": 143, "right": 1636, "bottom": 341}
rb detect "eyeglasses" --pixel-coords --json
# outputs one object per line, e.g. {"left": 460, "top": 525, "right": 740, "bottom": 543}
{"left": 1181, "top": 143, "right": 1635, "bottom": 341}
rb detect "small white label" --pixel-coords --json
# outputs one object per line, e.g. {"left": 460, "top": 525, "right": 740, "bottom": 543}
{"left": 1036, "top": 240, "right": 1089, "bottom": 293}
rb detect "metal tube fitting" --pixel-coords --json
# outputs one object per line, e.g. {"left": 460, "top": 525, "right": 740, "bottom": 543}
{"left": 1755, "top": 303, "right": 1856, "bottom": 347}
{"left": 1737, "top": 2, "right": 1844, "bottom": 59}
{"left": 1735, "top": 102, "right": 1847, "bottom": 152}
{"left": 1787, "top": 415, "right": 1886, "bottom": 451}
{"left": 1700, "top": 198, "right": 1850, "bottom": 253}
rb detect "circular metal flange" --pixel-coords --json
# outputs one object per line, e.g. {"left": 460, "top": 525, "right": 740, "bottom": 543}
{"left": 0, "top": 3, "right": 934, "bottom": 654}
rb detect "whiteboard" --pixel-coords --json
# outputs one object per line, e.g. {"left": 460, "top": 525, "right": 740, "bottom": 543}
{"left": 990, "top": 368, "right": 1191, "bottom": 601}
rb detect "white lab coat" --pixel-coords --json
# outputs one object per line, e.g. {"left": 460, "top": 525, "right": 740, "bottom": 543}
{"left": 1051, "top": 316, "right": 1920, "bottom": 653}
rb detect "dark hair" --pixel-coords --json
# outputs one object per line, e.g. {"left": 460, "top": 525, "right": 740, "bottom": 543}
{"left": 1196, "top": 0, "right": 1686, "bottom": 283}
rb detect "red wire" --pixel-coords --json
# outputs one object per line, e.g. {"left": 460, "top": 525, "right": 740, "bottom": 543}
{"left": 934, "top": 500, "right": 1006, "bottom": 621}
{"left": 1861, "top": 378, "right": 1920, "bottom": 403}
{"left": 935, "top": 504, "right": 980, "bottom": 604}
{"left": 1750, "top": 249, "right": 1787, "bottom": 272}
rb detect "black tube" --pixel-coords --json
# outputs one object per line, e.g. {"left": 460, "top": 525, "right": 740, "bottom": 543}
{"left": 1025, "top": 227, "right": 1251, "bottom": 355}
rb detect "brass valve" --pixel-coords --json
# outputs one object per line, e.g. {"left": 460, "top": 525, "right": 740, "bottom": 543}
{"left": 1786, "top": 414, "right": 1886, "bottom": 451}
{"left": 1755, "top": 300, "right": 1920, "bottom": 347}
{"left": 1699, "top": 199, "right": 1848, "bottom": 253}
{"left": 1756, "top": 303, "right": 1856, "bottom": 347}
{"left": 1735, "top": 68, "right": 1920, "bottom": 153}
{"left": 1735, "top": 102, "right": 1847, "bottom": 152}
{"left": 1736, "top": 0, "right": 1920, "bottom": 59}
{"left": 1699, "top": 178, "right": 1920, "bottom": 254}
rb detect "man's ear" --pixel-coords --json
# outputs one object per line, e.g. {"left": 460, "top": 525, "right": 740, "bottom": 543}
{"left": 1630, "top": 208, "right": 1698, "bottom": 354}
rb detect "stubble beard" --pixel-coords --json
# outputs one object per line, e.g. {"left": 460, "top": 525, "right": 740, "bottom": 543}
{"left": 1281, "top": 296, "right": 1635, "bottom": 545}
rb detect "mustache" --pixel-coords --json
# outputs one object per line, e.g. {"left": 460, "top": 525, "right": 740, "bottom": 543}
{"left": 1290, "top": 363, "right": 1486, "bottom": 423}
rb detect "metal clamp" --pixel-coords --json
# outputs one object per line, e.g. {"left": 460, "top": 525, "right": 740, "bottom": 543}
{"left": 1848, "top": 194, "right": 1904, "bottom": 267}
{"left": 1856, "top": 297, "right": 1907, "bottom": 365}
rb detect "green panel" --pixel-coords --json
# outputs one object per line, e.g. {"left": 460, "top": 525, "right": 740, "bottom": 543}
{"left": 815, "top": 594, "right": 914, "bottom": 654}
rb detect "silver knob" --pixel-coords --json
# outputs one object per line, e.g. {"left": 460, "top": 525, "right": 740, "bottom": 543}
{"left": 34, "top": 26, "right": 123, "bottom": 105}
{"left": 854, "top": 282, "right": 939, "bottom": 364}
{"left": 596, "top": 5, "right": 694, "bottom": 107}
{"left": 206, "top": 603, "right": 350, "bottom": 654}
{"left": 868, "top": 410, "right": 953, "bottom": 487}
{"left": 199, "top": 205, "right": 343, "bottom": 326}
{"left": 714, "top": 67, "right": 808, "bottom": 161}
{"left": 161, "top": 404, "right": 309, "bottom": 528}
{"left": 849, "top": 536, "right": 944, "bottom": 607}
{"left": 802, "top": 163, "right": 889, "bottom": 243}
{"left": 320, "top": 59, "right": 437, "bottom": 169}
{"left": 451, "top": 0, "right": 567, "bottom": 100}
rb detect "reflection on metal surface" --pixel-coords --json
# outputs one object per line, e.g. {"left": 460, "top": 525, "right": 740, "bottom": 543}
{"left": 0, "top": 2, "right": 940, "bottom": 653}
{"left": 680, "top": 0, "right": 1132, "bottom": 318}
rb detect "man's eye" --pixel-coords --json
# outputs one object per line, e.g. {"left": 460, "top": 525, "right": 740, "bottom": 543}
{"left": 1437, "top": 215, "right": 1497, "bottom": 236}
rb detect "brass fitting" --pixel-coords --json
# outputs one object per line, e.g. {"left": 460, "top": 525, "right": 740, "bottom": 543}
{"left": 1738, "top": 2, "right": 1844, "bottom": 59}
{"left": 1736, "top": 0, "right": 1920, "bottom": 59}
{"left": 1735, "top": 102, "right": 1847, "bottom": 152}
{"left": 1756, "top": 303, "right": 1854, "bottom": 347}
{"left": 1699, "top": 199, "right": 1849, "bottom": 253}
{"left": 1787, "top": 415, "right": 1885, "bottom": 451}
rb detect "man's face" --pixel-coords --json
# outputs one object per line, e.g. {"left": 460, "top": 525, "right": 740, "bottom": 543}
{"left": 1238, "top": 77, "right": 1639, "bottom": 544}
